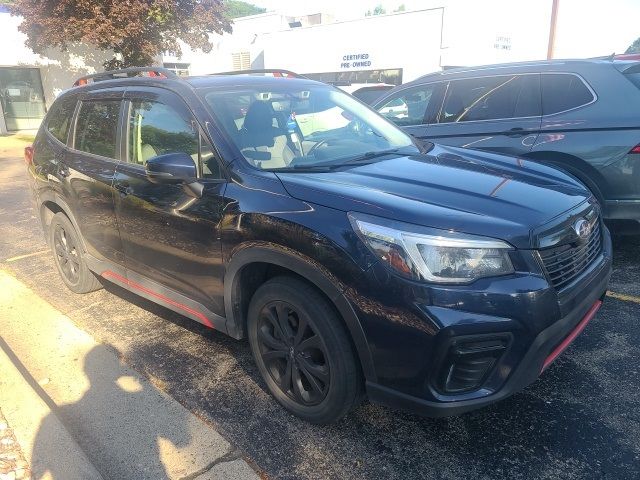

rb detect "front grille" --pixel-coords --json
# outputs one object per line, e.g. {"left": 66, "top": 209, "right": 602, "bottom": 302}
{"left": 539, "top": 220, "right": 602, "bottom": 291}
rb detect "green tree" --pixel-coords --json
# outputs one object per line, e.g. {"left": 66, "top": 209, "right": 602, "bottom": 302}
{"left": 365, "top": 4, "right": 387, "bottom": 16}
{"left": 225, "top": 0, "right": 266, "bottom": 19}
{"left": 626, "top": 37, "right": 640, "bottom": 54}
{"left": 9, "top": 0, "right": 232, "bottom": 69}
{"left": 394, "top": 4, "right": 406, "bottom": 12}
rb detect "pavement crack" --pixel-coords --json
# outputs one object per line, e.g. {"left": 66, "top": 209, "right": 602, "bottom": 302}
{"left": 178, "top": 448, "right": 243, "bottom": 480}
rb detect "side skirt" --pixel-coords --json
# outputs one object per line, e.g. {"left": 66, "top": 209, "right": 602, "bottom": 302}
{"left": 85, "top": 255, "right": 228, "bottom": 334}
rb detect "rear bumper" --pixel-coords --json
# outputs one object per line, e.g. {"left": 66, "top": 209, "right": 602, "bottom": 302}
{"left": 366, "top": 246, "right": 612, "bottom": 418}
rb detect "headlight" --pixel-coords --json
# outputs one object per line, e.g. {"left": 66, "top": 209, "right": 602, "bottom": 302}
{"left": 349, "top": 212, "right": 514, "bottom": 284}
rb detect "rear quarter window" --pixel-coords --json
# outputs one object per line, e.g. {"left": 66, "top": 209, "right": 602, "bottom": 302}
{"left": 541, "top": 74, "right": 595, "bottom": 115}
{"left": 46, "top": 97, "right": 76, "bottom": 144}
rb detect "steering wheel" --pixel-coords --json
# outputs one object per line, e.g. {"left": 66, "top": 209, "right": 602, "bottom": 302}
{"left": 307, "top": 139, "right": 330, "bottom": 157}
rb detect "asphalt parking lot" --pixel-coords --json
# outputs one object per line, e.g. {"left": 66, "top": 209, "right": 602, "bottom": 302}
{"left": 1, "top": 154, "right": 639, "bottom": 480}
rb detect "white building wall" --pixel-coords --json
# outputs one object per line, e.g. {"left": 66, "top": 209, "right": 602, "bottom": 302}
{"left": 0, "top": 11, "right": 112, "bottom": 106}
{"left": 260, "top": 8, "right": 445, "bottom": 83}
{"left": 163, "top": 12, "right": 291, "bottom": 75}
{"left": 171, "top": 3, "right": 555, "bottom": 84}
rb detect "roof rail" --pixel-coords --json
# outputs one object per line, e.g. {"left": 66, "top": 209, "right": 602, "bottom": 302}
{"left": 209, "top": 69, "right": 307, "bottom": 79}
{"left": 73, "top": 67, "right": 178, "bottom": 87}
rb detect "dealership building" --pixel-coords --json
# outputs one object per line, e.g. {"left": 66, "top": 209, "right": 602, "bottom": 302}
{"left": 0, "top": 1, "right": 566, "bottom": 133}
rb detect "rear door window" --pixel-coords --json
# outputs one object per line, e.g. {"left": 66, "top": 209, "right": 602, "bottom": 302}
{"left": 73, "top": 100, "right": 121, "bottom": 158}
{"left": 376, "top": 85, "right": 437, "bottom": 126}
{"left": 541, "top": 74, "right": 595, "bottom": 115}
{"left": 46, "top": 97, "right": 76, "bottom": 144}
{"left": 438, "top": 75, "right": 540, "bottom": 123}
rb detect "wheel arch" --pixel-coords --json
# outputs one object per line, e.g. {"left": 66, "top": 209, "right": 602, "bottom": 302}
{"left": 522, "top": 151, "right": 609, "bottom": 205}
{"left": 224, "top": 245, "right": 377, "bottom": 382}
{"left": 38, "top": 193, "right": 87, "bottom": 252}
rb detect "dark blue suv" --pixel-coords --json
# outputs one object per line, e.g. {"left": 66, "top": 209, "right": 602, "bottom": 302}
{"left": 26, "top": 68, "right": 612, "bottom": 424}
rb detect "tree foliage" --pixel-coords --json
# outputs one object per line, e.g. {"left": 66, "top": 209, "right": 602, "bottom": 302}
{"left": 365, "top": 4, "right": 387, "bottom": 16}
{"left": 9, "top": 0, "right": 232, "bottom": 69}
{"left": 225, "top": 0, "right": 265, "bottom": 19}
{"left": 626, "top": 37, "right": 640, "bottom": 54}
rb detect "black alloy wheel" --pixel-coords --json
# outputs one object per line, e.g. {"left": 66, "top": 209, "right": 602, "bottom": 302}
{"left": 248, "top": 276, "right": 362, "bottom": 424}
{"left": 256, "top": 300, "right": 331, "bottom": 406}
{"left": 53, "top": 222, "right": 81, "bottom": 285}
{"left": 48, "top": 212, "right": 102, "bottom": 294}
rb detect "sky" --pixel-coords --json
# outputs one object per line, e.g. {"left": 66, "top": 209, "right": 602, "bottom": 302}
{"left": 249, "top": 0, "right": 640, "bottom": 59}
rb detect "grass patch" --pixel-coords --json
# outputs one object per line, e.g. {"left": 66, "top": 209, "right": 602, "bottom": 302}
{"left": 0, "top": 133, "right": 36, "bottom": 158}
{"left": 13, "top": 133, "right": 36, "bottom": 143}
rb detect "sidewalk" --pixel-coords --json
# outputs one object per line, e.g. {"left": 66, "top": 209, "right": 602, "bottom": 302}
{"left": 0, "top": 344, "right": 102, "bottom": 480}
{"left": 0, "top": 269, "right": 260, "bottom": 480}
{"left": 0, "top": 406, "right": 31, "bottom": 480}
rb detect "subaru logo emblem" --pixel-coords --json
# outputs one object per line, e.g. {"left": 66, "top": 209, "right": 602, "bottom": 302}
{"left": 574, "top": 219, "right": 592, "bottom": 240}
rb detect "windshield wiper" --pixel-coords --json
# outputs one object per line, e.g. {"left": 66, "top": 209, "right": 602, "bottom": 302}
{"left": 302, "top": 147, "right": 415, "bottom": 170}
{"left": 269, "top": 147, "right": 418, "bottom": 173}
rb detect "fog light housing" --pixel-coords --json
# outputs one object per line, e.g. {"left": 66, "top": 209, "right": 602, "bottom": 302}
{"left": 436, "top": 336, "right": 510, "bottom": 394}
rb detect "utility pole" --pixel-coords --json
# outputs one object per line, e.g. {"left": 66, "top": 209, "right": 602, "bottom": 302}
{"left": 547, "top": 0, "right": 559, "bottom": 59}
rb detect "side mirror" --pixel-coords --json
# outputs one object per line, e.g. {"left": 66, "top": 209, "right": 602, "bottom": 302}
{"left": 145, "top": 152, "right": 197, "bottom": 185}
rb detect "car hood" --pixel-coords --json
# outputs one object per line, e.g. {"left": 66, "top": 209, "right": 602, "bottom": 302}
{"left": 275, "top": 144, "right": 591, "bottom": 248}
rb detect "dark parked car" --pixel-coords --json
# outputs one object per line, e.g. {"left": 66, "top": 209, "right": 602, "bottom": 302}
{"left": 374, "top": 59, "right": 640, "bottom": 231}
{"left": 350, "top": 84, "right": 394, "bottom": 104}
{"left": 25, "top": 67, "right": 611, "bottom": 424}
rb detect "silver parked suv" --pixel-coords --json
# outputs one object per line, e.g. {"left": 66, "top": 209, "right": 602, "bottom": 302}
{"left": 374, "top": 58, "right": 640, "bottom": 232}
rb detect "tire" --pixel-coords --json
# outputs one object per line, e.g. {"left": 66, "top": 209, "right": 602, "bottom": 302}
{"left": 247, "top": 276, "right": 362, "bottom": 424}
{"left": 49, "top": 212, "right": 102, "bottom": 294}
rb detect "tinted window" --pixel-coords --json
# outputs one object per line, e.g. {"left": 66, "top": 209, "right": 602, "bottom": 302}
{"left": 127, "top": 100, "right": 198, "bottom": 166}
{"left": 541, "top": 74, "right": 594, "bottom": 115}
{"left": 74, "top": 100, "right": 120, "bottom": 158}
{"left": 127, "top": 100, "right": 222, "bottom": 178}
{"left": 46, "top": 97, "right": 76, "bottom": 144}
{"left": 377, "top": 85, "right": 437, "bottom": 126}
{"left": 439, "top": 75, "right": 540, "bottom": 123}
{"left": 352, "top": 87, "right": 391, "bottom": 105}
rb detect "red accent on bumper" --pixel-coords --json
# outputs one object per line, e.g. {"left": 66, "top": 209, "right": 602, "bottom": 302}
{"left": 101, "top": 270, "right": 214, "bottom": 329}
{"left": 541, "top": 299, "right": 602, "bottom": 372}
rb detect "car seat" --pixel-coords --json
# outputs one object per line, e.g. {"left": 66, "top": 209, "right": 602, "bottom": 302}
{"left": 240, "top": 101, "right": 295, "bottom": 168}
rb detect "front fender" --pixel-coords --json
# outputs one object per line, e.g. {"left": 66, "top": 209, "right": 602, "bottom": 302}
{"left": 223, "top": 245, "right": 377, "bottom": 382}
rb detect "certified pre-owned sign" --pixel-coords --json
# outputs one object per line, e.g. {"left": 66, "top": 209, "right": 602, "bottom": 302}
{"left": 340, "top": 53, "right": 371, "bottom": 69}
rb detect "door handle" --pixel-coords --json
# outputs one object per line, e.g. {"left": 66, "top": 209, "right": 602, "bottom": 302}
{"left": 115, "top": 181, "right": 133, "bottom": 196}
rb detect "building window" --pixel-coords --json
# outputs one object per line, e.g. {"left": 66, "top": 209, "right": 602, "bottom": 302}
{"left": 231, "top": 52, "right": 251, "bottom": 71}
{"left": 0, "top": 67, "right": 47, "bottom": 131}
{"left": 163, "top": 63, "right": 190, "bottom": 77}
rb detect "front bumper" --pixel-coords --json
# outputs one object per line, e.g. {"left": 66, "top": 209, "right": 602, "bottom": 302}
{"left": 356, "top": 230, "right": 613, "bottom": 417}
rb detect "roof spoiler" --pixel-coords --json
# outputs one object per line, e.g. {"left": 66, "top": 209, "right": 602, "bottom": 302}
{"left": 209, "top": 69, "right": 307, "bottom": 79}
{"left": 73, "top": 67, "right": 178, "bottom": 87}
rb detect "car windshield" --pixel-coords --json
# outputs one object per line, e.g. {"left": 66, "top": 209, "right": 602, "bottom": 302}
{"left": 200, "top": 84, "right": 417, "bottom": 171}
